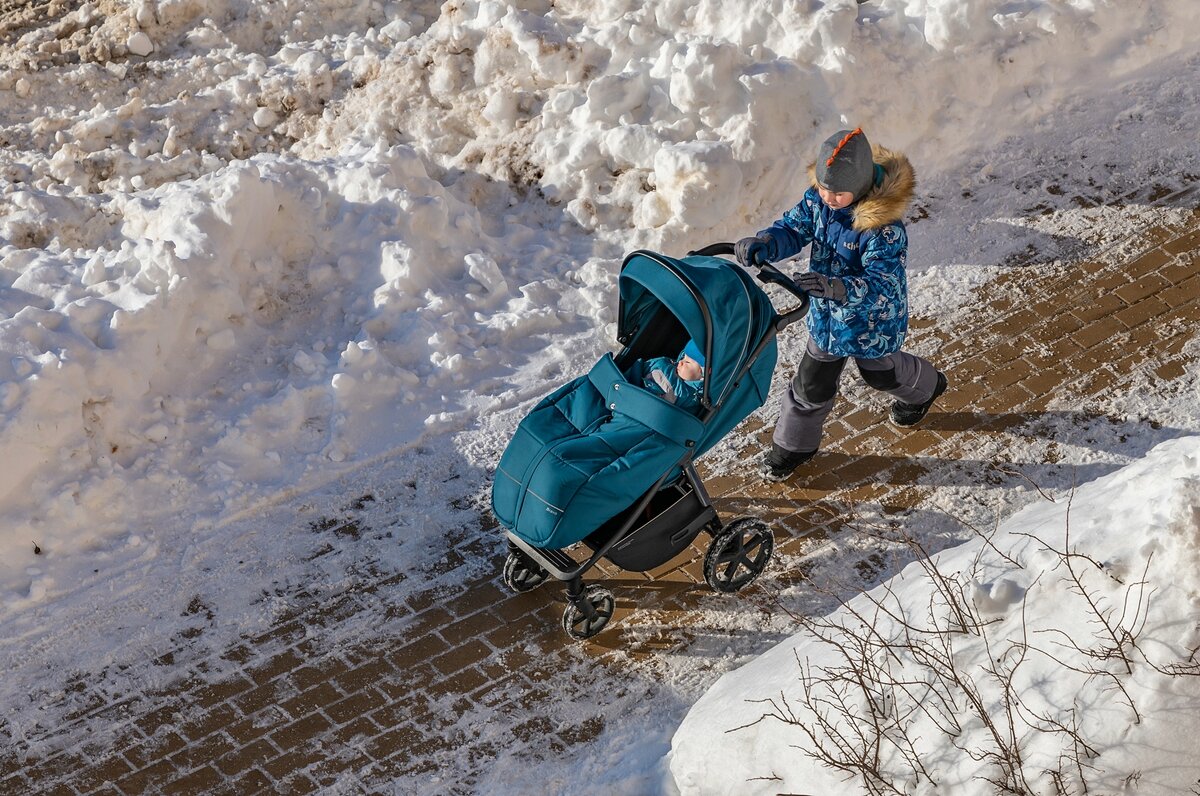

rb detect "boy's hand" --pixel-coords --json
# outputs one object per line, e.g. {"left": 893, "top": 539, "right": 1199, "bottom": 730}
{"left": 795, "top": 272, "right": 847, "bottom": 302}
{"left": 735, "top": 235, "right": 771, "bottom": 266}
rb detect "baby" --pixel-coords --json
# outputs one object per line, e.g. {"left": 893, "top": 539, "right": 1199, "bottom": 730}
{"left": 625, "top": 339, "right": 706, "bottom": 415}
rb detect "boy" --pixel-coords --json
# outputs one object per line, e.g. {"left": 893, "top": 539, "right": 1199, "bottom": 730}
{"left": 735, "top": 127, "right": 946, "bottom": 481}
{"left": 625, "top": 339, "right": 706, "bottom": 415}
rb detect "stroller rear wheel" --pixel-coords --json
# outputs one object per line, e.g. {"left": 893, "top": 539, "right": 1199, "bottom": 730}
{"left": 705, "top": 517, "right": 773, "bottom": 593}
{"left": 502, "top": 550, "right": 549, "bottom": 594}
{"left": 562, "top": 584, "right": 615, "bottom": 640}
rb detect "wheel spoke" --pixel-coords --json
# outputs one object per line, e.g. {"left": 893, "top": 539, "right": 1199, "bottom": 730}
{"left": 742, "top": 539, "right": 765, "bottom": 565}
{"left": 719, "top": 534, "right": 756, "bottom": 582}
{"left": 722, "top": 558, "right": 741, "bottom": 580}
{"left": 718, "top": 537, "right": 745, "bottom": 563}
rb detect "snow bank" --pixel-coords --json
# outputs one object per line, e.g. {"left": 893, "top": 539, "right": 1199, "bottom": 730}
{"left": 669, "top": 436, "right": 1200, "bottom": 794}
{"left": 301, "top": 0, "right": 1200, "bottom": 253}
{"left": 0, "top": 135, "right": 607, "bottom": 607}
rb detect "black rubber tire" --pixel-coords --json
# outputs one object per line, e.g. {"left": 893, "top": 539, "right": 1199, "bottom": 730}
{"left": 561, "top": 585, "right": 615, "bottom": 640}
{"left": 502, "top": 551, "right": 549, "bottom": 594}
{"left": 704, "top": 517, "right": 774, "bottom": 593}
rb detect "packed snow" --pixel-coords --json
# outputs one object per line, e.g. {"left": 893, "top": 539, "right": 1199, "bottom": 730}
{"left": 1, "top": 0, "right": 1198, "bottom": 792}
{"left": 670, "top": 436, "right": 1200, "bottom": 794}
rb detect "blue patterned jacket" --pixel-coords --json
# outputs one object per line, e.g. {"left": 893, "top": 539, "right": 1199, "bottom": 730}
{"left": 757, "top": 147, "right": 916, "bottom": 358}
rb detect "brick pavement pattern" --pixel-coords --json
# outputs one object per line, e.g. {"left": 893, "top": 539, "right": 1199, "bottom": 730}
{"left": 3, "top": 199, "right": 1198, "bottom": 795}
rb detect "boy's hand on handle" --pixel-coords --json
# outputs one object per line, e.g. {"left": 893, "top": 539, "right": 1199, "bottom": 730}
{"left": 735, "top": 235, "right": 771, "bottom": 266}
{"left": 795, "top": 272, "right": 847, "bottom": 303}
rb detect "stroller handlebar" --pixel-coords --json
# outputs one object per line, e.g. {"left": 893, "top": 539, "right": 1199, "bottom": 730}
{"left": 688, "top": 242, "right": 737, "bottom": 257}
{"left": 688, "top": 242, "right": 810, "bottom": 328}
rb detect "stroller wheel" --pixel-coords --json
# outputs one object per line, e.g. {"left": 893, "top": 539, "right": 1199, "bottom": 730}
{"left": 705, "top": 517, "right": 774, "bottom": 593}
{"left": 502, "top": 551, "right": 549, "bottom": 594}
{"left": 561, "top": 585, "right": 615, "bottom": 640}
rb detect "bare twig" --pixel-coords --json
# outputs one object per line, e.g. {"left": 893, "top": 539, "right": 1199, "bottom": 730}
{"left": 734, "top": 482, "right": 1196, "bottom": 794}
{"left": 992, "top": 462, "right": 1059, "bottom": 503}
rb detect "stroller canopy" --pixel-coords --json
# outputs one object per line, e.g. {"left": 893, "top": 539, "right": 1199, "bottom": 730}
{"left": 619, "top": 250, "right": 777, "bottom": 414}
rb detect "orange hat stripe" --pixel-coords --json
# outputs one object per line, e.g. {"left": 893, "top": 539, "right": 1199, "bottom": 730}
{"left": 825, "top": 127, "right": 864, "bottom": 168}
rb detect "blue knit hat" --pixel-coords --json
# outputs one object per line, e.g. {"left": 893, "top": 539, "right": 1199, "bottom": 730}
{"left": 681, "top": 339, "right": 706, "bottom": 367}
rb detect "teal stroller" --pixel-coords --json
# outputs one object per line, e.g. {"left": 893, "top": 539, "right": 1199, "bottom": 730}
{"left": 491, "top": 244, "right": 809, "bottom": 639}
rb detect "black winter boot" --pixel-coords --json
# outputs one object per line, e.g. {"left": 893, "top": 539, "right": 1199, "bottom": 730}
{"left": 891, "top": 371, "right": 948, "bottom": 427}
{"left": 760, "top": 443, "right": 817, "bottom": 482}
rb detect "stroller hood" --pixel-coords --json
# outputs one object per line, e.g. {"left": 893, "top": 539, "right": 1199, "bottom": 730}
{"left": 619, "top": 250, "right": 777, "bottom": 412}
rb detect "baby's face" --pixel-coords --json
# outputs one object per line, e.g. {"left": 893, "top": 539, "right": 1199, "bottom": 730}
{"left": 676, "top": 354, "right": 703, "bottom": 381}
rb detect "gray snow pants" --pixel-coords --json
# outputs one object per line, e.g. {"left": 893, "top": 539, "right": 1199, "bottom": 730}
{"left": 772, "top": 337, "right": 940, "bottom": 454}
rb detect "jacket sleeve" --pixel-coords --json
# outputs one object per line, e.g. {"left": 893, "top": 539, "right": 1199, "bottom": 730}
{"left": 756, "top": 189, "right": 819, "bottom": 262}
{"left": 844, "top": 223, "right": 908, "bottom": 308}
{"left": 628, "top": 356, "right": 672, "bottom": 395}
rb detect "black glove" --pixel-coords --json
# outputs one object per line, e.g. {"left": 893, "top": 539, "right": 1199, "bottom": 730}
{"left": 795, "top": 272, "right": 848, "bottom": 303}
{"left": 735, "top": 235, "right": 771, "bottom": 266}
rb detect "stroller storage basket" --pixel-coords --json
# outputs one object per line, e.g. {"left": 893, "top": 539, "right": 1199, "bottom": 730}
{"left": 585, "top": 472, "right": 718, "bottom": 572}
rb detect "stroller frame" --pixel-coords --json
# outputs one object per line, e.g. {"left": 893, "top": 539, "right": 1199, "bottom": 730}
{"left": 501, "top": 244, "right": 810, "bottom": 639}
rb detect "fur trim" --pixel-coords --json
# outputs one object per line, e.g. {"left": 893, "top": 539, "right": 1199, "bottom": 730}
{"left": 806, "top": 145, "right": 916, "bottom": 231}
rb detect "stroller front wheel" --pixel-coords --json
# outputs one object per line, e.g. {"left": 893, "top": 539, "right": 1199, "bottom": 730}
{"left": 562, "top": 584, "right": 615, "bottom": 640}
{"left": 705, "top": 517, "right": 774, "bottom": 593}
{"left": 502, "top": 550, "right": 549, "bottom": 593}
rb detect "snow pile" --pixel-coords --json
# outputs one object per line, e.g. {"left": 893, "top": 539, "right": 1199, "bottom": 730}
{"left": 670, "top": 436, "right": 1200, "bottom": 794}
{"left": 304, "top": 0, "right": 1200, "bottom": 254}
{"left": 1, "top": 132, "right": 623, "bottom": 615}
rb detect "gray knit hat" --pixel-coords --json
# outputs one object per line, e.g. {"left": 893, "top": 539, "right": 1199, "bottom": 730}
{"left": 814, "top": 128, "right": 874, "bottom": 200}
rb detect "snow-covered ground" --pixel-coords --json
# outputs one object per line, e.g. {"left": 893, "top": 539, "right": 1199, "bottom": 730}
{"left": 2, "top": 0, "right": 1199, "bottom": 792}
{"left": 671, "top": 436, "right": 1200, "bottom": 795}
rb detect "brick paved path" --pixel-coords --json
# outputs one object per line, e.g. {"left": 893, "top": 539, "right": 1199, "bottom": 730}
{"left": 3, "top": 196, "right": 1198, "bottom": 795}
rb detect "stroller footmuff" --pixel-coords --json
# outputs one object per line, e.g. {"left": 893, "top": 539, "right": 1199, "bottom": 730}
{"left": 491, "top": 245, "right": 809, "bottom": 639}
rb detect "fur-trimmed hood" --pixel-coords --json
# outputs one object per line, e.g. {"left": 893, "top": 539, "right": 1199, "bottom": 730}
{"left": 807, "top": 145, "right": 916, "bottom": 232}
